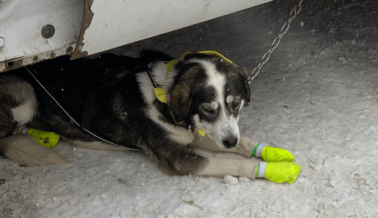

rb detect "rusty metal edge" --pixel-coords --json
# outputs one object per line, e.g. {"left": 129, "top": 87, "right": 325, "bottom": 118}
{"left": 0, "top": 45, "right": 75, "bottom": 73}
{"left": 70, "top": 0, "right": 94, "bottom": 60}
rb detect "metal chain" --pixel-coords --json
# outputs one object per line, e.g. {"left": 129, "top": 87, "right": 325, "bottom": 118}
{"left": 248, "top": 0, "right": 303, "bottom": 83}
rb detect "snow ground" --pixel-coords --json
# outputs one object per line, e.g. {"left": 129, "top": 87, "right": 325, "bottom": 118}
{"left": 1, "top": 0, "right": 378, "bottom": 217}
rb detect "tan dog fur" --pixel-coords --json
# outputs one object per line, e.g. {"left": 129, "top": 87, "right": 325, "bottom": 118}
{"left": 0, "top": 134, "right": 69, "bottom": 167}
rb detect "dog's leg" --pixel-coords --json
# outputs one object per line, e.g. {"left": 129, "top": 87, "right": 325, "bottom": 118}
{"left": 191, "top": 133, "right": 257, "bottom": 158}
{"left": 0, "top": 74, "right": 38, "bottom": 138}
{"left": 194, "top": 157, "right": 259, "bottom": 180}
{"left": 0, "top": 134, "right": 69, "bottom": 167}
{"left": 40, "top": 114, "right": 127, "bottom": 151}
{"left": 191, "top": 135, "right": 301, "bottom": 183}
{"left": 194, "top": 157, "right": 301, "bottom": 184}
{"left": 140, "top": 141, "right": 209, "bottom": 176}
{"left": 141, "top": 141, "right": 258, "bottom": 180}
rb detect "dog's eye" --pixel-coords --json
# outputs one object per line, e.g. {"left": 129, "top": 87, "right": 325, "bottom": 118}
{"left": 232, "top": 100, "right": 240, "bottom": 108}
{"left": 202, "top": 105, "right": 213, "bottom": 113}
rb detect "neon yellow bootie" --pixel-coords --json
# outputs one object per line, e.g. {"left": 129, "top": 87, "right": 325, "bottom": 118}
{"left": 21, "top": 127, "right": 60, "bottom": 148}
{"left": 256, "top": 162, "right": 301, "bottom": 184}
{"left": 253, "top": 143, "right": 294, "bottom": 162}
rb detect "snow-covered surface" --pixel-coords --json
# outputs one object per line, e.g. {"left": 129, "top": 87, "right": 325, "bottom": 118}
{"left": 2, "top": 0, "right": 378, "bottom": 217}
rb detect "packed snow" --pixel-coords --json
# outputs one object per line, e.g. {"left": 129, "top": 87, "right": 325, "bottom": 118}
{"left": 1, "top": 0, "right": 378, "bottom": 217}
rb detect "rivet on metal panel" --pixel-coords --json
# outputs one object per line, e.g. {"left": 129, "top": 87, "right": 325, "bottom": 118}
{"left": 5, "top": 59, "right": 23, "bottom": 71}
{"left": 41, "top": 24, "right": 55, "bottom": 38}
{"left": 66, "top": 46, "right": 74, "bottom": 53}
{"left": 0, "top": 37, "right": 5, "bottom": 47}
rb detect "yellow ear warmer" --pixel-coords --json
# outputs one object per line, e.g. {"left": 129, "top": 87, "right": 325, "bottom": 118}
{"left": 197, "top": 129, "right": 206, "bottom": 137}
{"left": 26, "top": 128, "right": 60, "bottom": 148}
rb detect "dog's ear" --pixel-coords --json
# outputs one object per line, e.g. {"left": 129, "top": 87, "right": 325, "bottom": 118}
{"left": 166, "top": 84, "right": 193, "bottom": 122}
{"left": 166, "top": 63, "right": 205, "bottom": 122}
{"left": 238, "top": 68, "right": 250, "bottom": 102}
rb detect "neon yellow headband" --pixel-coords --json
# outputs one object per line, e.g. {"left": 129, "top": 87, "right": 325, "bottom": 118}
{"left": 182, "top": 51, "right": 236, "bottom": 66}
{"left": 165, "top": 51, "right": 236, "bottom": 74}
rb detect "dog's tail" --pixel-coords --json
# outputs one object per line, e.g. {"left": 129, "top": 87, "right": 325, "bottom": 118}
{"left": 0, "top": 134, "right": 69, "bottom": 167}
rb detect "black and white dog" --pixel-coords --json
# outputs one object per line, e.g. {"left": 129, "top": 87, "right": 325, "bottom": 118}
{"left": 0, "top": 50, "right": 260, "bottom": 179}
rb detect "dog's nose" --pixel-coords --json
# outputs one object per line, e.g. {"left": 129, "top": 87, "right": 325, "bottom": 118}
{"left": 222, "top": 137, "right": 238, "bottom": 148}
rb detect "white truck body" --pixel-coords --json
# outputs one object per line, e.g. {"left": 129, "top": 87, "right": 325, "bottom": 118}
{"left": 0, "top": 0, "right": 272, "bottom": 73}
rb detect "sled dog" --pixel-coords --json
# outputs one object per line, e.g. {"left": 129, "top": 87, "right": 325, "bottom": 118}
{"left": 0, "top": 50, "right": 260, "bottom": 179}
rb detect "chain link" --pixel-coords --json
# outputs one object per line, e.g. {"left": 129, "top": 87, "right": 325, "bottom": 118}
{"left": 248, "top": 0, "right": 303, "bottom": 83}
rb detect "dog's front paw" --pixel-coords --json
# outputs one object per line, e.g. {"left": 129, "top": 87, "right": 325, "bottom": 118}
{"left": 252, "top": 143, "right": 294, "bottom": 162}
{"left": 256, "top": 162, "right": 301, "bottom": 184}
{"left": 21, "top": 127, "right": 60, "bottom": 148}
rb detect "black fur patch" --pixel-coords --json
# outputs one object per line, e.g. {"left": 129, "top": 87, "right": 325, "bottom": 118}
{"left": 167, "top": 61, "right": 208, "bottom": 122}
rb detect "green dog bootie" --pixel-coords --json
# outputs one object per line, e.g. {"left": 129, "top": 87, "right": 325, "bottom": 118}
{"left": 256, "top": 162, "right": 301, "bottom": 184}
{"left": 21, "top": 127, "right": 60, "bottom": 148}
{"left": 252, "top": 143, "right": 295, "bottom": 162}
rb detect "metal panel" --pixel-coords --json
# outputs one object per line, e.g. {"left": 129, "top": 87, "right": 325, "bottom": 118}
{"left": 0, "top": 0, "right": 84, "bottom": 73}
{"left": 71, "top": 0, "right": 272, "bottom": 59}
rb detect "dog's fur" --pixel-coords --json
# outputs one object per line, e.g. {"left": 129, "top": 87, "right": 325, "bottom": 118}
{"left": 0, "top": 50, "right": 251, "bottom": 176}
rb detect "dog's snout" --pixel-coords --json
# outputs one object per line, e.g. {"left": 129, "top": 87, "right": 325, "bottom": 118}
{"left": 222, "top": 137, "right": 238, "bottom": 148}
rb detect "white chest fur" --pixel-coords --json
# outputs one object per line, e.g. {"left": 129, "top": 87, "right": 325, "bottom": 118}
{"left": 12, "top": 98, "right": 37, "bottom": 126}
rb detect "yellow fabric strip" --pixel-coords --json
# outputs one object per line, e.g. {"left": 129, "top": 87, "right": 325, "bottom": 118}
{"left": 180, "top": 51, "right": 236, "bottom": 66}
{"left": 165, "top": 59, "right": 176, "bottom": 74}
{"left": 197, "top": 51, "right": 236, "bottom": 66}
{"left": 180, "top": 51, "right": 193, "bottom": 60}
{"left": 154, "top": 88, "right": 167, "bottom": 103}
{"left": 197, "top": 129, "right": 206, "bottom": 137}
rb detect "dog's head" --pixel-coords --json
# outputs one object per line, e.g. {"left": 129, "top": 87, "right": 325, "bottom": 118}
{"left": 166, "top": 52, "right": 250, "bottom": 149}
